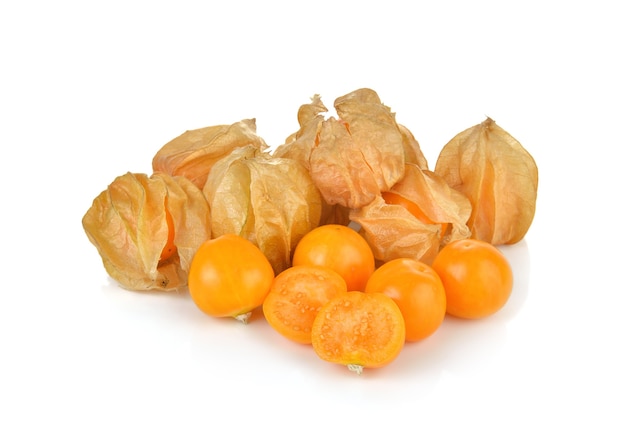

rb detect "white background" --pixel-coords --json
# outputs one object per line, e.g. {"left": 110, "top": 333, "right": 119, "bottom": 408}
{"left": 2, "top": 1, "right": 625, "bottom": 424}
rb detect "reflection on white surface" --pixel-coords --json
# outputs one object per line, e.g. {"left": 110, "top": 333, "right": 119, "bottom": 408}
{"left": 88, "top": 236, "right": 532, "bottom": 401}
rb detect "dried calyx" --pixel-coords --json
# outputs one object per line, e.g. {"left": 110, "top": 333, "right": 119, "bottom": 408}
{"left": 204, "top": 145, "right": 323, "bottom": 274}
{"left": 435, "top": 117, "right": 538, "bottom": 245}
{"left": 82, "top": 172, "right": 211, "bottom": 291}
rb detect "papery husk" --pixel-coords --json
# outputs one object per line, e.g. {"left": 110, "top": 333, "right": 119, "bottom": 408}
{"left": 274, "top": 94, "right": 327, "bottom": 165}
{"left": 152, "top": 118, "right": 269, "bottom": 189}
{"left": 434, "top": 117, "right": 538, "bottom": 245}
{"left": 272, "top": 95, "right": 350, "bottom": 225}
{"left": 274, "top": 88, "right": 406, "bottom": 209}
{"left": 275, "top": 96, "right": 346, "bottom": 226}
{"left": 82, "top": 172, "right": 211, "bottom": 291}
{"left": 319, "top": 203, "right": 351, "bottom": 226}
{"left": 398, "top": 124, "right": 429, "bottom": 170}
{"left": 203, "top": 145, "right": 322, "bottom": 274}
{"left": 349, "top": 196, "right": 441, "bottom": 265}
{"left": 386, "top": 164, "right": 472, "bottom": 246}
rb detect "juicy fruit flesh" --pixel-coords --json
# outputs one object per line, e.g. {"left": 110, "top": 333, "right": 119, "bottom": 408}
{"left": 311, "top": 292, "right": 405, "bottom": 370}
{"left": 263, "top": 265, "right": 347, "bottom": 344}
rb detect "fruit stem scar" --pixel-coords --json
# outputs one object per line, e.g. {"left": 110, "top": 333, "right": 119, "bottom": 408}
{"left": 347, "top": 364, "right": 364, "bottom": 375}
{"left": 235, "top": 312, "right": 252, "bottom": 324}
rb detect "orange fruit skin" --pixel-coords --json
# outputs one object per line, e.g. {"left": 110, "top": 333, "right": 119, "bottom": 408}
{"left": 432, "top": 239, "right": 513, "bottom": 319}
{"left": 292, "top": 224, "right": 375, "bottom": 292}
{"left": 263, "top": 265, "right": 347, "bottom": 344}
{"left": 188, "top": 234, "right": 275, "bottom": 319}
{"left": 311, "top": 291, "right": 406, "bottom": 370}
{"left": 365, "top": 258, "right": 446, "bottom": 342}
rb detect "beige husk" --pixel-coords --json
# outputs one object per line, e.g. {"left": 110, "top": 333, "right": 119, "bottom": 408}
{"left": 350, "top": 196, "right": 441, "bottom": 265}
{"left": 203, "top": 145, "right": 322, "bottom": 274}
{"left": 435, "top": 117, "right": 538, "bottom": 245}
{"left": 398, "top": 124, "right": 429, "bottom": 170}
{"left": 82, "top": 172, "right": 211, "bottom": 291}
{"left": 274, "top": 88, "right": 407, "bottom": 209}
{"left": 385, "top": 164, "right": 472, "bottom": 246}
{"left": 152, "top": 118, "right": 269, "bottom": 189}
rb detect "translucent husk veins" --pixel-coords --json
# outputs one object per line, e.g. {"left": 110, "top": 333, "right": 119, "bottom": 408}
{"left": 350, "top": 195, "right": 442, "bottom": 265}
{"left": 384, "top": 164, "right": 472, "bottom": 246}
{"left": 434, "top": 117, "right": 538, "bottom": 245}
{"left": 274, "top": 88, "right": 407, "bottom": 210}
{"left": 152, "top": 118, "right": 269, "bottom": 189}
{"left": 203, "top": 145, "right": 323, "bottom": 274}
{"left": 85, "top": 90, "right": 538, "bottom": 302}
{"left": 82, "top": 172, "right": 211, "bottom": 291}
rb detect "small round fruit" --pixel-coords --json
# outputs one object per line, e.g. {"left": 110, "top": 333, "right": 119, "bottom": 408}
{"left": 263, "top": 265, "right": 347, "bottom": 344}
{"left": 432, "top": 239, "right": 513, "bottom": 319}
{"left": 365, "top": 258, "right": 446, "bottom": 341}
{"left": 292, "top": 224, "right": 375, "bottom": 292}
{"left": 311, "top": 291, "right": 406, "bottom": 374}
{"left": 188, "top": 234, "right": 275, "bottom": 322}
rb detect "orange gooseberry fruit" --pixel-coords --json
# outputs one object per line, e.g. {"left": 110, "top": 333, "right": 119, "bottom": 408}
{"left": 262, "top": 265, "right": 348, "bottom": 344}
{"left": 311, "top": 291, "right": 406, "bottom": 374}
{"left": 365, "top": 258, "right": 446, "bottom": 342}
{"left": 292, "top": 224, "right": 375, "bottom": 292}
{"left": 188, "top": 234, "right": 275, "bottom": 323}
{"left": 432, "top": 239, "right": 513, "bottom": 319}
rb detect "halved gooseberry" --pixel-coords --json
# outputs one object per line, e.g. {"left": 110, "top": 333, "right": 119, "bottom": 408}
{"left": 311, "top": 291, "right": 406, "bottom": 374}
{"left": 263, "top": 265, "right": 347, "bottom": 344}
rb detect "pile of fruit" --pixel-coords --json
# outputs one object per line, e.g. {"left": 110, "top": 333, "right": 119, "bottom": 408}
{"left": 83, "top": 88, "right": 538, "bottom": 374}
